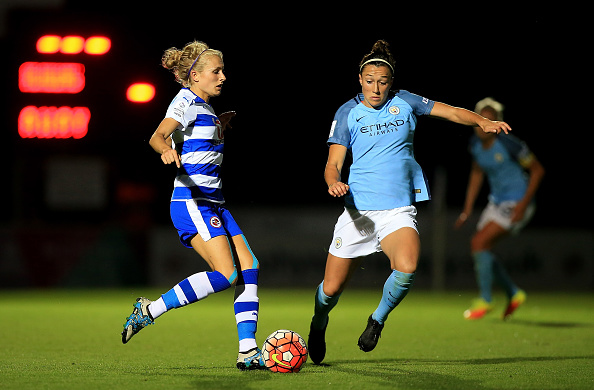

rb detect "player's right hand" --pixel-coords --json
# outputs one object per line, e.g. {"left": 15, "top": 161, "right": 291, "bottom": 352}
{"left": 328, "top": 182, "right": 350, "bottom": 197}
{"left": 454, "top": 212, "right": 469, "bottom": 229}
{"left": 161, "top": 148, "right": 181, "bottom": 168}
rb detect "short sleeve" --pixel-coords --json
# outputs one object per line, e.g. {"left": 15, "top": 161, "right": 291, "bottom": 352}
{"left": 165, "top": 95, "right": 191, "bottom": 128}
{"left": 396, "top": 90, "right": 435, "bottom": 116}
{"left": 499, "top": 135, "right": 534, "bottom": 167}
{"left": 327, "top": 99, "right": 357, "bottom": 148}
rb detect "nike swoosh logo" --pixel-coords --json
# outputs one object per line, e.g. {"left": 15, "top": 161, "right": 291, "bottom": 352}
{"left": 387, "top": 291, "right": 398, "bottom": 306}
{"left": 271, "top": 353, "right": 292, "bottom": 368}
{"left": 356, "top": 116, "right": 366, "bottom": 122}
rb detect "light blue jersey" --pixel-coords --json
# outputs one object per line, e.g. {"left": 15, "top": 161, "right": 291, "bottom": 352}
{"left": 328, "top": 90, "right": 435, "bottom": 210}
{"left": 470, "top": 134, "right": 533, "bottom": 204}
{"left": 165, "top": 88, "right": 224, "bottom": 203}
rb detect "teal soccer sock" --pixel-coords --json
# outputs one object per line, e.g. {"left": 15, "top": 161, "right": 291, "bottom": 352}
{"left": 473, "top": 250, "right": 495, "bottom": 302}
{"left": 492, "top": 258, "right": 519, "bottom": 298}
{"left": 311, "top": 281, "right": 340, "bottom": 330}
{"left": 372, "top": 270, "right": 415, "bottom": 325}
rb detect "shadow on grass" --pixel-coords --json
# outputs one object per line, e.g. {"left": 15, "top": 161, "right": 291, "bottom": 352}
{"left": 510, "top": 319, "right": 594, "bottom": 328}
{"left": 175, "top": 355, "right": 594, "bottom": 389}
{"left": 307, "top": 355, "right": 594, "bottom": 389}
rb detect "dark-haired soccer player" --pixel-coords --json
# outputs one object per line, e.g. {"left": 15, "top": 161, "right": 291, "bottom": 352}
{"left": 308, "top": 40, "right": 512, "bottom": 364}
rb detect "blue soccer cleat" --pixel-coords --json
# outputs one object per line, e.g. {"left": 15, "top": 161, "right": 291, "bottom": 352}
{"left": 236, "top": 347, "right": 265, "bottom": 370}
{"left": 121, "top": 297, "right": 154, "bottom": 344}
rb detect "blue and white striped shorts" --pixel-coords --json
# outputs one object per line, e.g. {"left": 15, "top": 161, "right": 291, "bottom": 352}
{"left": 170, "top": 199, "right": 243, "bottom": 248}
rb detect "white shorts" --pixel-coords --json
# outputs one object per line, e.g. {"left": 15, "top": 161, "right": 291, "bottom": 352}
{"left": 477, "top": 200, "right": 535, "bottom": 235}
{"left": 328, "top": 206, "right": 418, "bottom": 259}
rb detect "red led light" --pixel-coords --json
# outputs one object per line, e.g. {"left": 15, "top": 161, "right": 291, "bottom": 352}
{"left": 126, "top": 83, "right": 156, "bottom": 103}
{"left": 36, "top": 35, "right": 61, "bottom": 54}
{"left": 36, "top": 35, "right": 111, "bottom": 55}
{"left": 60, "top": 36, "right": 85, "bottom": 54}
{"left": 19, "top": 62, "right": 85, "bottom": 93}
{"left": 84, "top": 36, "right": 111, "bottom": 55}
{"left": 18, "top": 106, "right": 91, "bottom": 139}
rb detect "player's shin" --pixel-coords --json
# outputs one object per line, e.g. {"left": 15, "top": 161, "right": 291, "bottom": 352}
{"left": 148, "top": 271, "right": 232, "bottom": 319}
{"left": 372, "top": 270, "right": 415, "bottom": 324}
{"left": 311, "top": 281, "right": 341, "bottom": 330}
{"left": 234, "top": 269, "right": 259, "bottom": 352}
{"left": 473, "top": 250, "right": 495, "bottom": 302}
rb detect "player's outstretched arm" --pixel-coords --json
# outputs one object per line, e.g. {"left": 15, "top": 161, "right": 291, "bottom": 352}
{"left": 430, "top": 102, "right": 511, "bottom": 134}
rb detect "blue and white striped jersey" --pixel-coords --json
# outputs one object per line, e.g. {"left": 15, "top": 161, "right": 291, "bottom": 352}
{"left": 165, "top": 88, "right": 224, "bottom": 203}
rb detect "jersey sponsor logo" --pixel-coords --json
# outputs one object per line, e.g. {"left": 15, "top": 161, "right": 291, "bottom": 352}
{"left": 214, "top": 118, "right": 224, "bottom": 140}
{"left": 210, "top": 216, "right": 222, "bottom": 228}
{"left": 360, "top": 120, "right": 404, "bottom": 136}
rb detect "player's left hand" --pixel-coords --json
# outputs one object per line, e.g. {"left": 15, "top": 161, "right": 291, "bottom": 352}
{"left": 481, "top": 120, "right": 511, "bottom": 135}
{"left": 219, "top": 111, "right": 236, "bottom": 132}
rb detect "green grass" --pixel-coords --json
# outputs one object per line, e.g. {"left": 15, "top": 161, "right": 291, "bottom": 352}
{"left": 1, "top": 288, "right": 593, "bottom": 389}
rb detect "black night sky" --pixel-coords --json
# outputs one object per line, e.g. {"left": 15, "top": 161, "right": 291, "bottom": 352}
{"left": 1, "top": 4, "right": 586, "bottom": 228}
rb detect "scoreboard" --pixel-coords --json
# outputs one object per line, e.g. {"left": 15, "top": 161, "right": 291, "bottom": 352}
{"left": 17, "top": 35, "right": 155, "bottom": 139}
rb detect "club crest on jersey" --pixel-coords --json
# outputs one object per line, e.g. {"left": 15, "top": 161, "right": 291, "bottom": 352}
{"left": 210, "top": 216, "right": 222, "bottom": 228}
{"left": 334, "top": 237, "right": 342, "bottom": 249}
{"left": 389, "top": 106, "right": 400, "bottom": 115}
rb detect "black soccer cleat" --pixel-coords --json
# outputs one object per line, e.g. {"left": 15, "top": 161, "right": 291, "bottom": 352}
{"left": 308, "top": 318, "right": 328, "bottom": 365}
{"left": 357, "top": 314, "right": 384, "bottom": 352}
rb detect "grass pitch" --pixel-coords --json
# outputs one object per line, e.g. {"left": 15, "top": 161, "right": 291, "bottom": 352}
{"left": 1, "top": 288, "right": 593, "bottom": 389}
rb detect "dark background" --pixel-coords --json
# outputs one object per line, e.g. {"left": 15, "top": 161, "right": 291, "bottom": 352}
{"left": 0, "top": 3, "right": 590, "bottom": 288}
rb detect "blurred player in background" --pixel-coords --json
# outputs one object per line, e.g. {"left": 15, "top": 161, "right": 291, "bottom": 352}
{"left": 308, "top": 40, "right": 512, "bottom": 364}
{"left": 455, "top": 97, "right": 545, "bottom": 320}
{"left": 121, "top": 40, "right": 264, "bottom": 370}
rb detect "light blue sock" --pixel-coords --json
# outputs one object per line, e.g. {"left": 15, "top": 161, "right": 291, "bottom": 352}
{"left": 372, "top": 270, "right": 415, "bottom": 325}
{"left": 492, "top": 259, "right": 518, "bottom": 298}
{"left": 311, "top": 281, "right": 340, "bottom": 330}
{"left": 473, "top": 250, "right": 495, "bottom": 302}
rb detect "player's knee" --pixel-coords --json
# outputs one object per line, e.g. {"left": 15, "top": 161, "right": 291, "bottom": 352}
{"left": 220, "top": 268, "right": 238, "bottom": 286}
{"left": 322, "top": 280, "right": 344, "bottom": 297}
{"left": 396, "top": 261, "right": 417, "bottom": 274}
{"left": 471, "top": 234, "right": 487, "bottom": 252}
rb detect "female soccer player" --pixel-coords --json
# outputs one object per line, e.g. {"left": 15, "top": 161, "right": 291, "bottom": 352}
{"left": 454, "top": 97, "right": 545, "bottom": 320}
{"left": 308, "top": 40, "right": 512, "bottom": 364}
{"left": 121, "top": 41, "right": 264, "bottom": 370}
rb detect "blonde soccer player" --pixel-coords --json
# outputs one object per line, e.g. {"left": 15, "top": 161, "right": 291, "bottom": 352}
{"left": 121, "top": 40, "right": 264, "bottom": 370}
{"left": 455, "top": 97, "right": 545, "bottom": 320}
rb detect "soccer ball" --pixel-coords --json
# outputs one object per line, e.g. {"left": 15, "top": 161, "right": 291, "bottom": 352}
{"left": 262, "top": 329, "right": 308, "bottom": 373}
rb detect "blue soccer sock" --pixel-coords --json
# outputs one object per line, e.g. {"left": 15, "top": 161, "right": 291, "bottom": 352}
{"left": 148, "top": 271, "right": 232, "bottom": 319}
{"left": 234, "top": 269, "right": 259, "bottom": 352}
{"left": 473, "top": 250, "right": 495, "bottom": 302}
{"left": 372, "top": 270, "right": 415, "bottom": 325}
{"left": 311, "top": 281, "right": 341, "bottom": 330}
{"left": 492, "top": 257, "right": 519, "bottom": 298}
